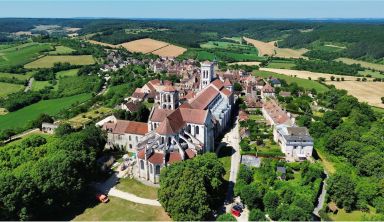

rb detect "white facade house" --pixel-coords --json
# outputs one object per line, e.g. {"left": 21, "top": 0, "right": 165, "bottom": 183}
{"left": 274, "top": 125, "right": 314, "bottom": 162}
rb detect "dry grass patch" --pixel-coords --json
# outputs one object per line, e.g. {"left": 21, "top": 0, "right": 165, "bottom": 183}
{"left": 152, "top": 44, "right": 186, "bottom": 57}
{"left": 260, "top": 68, "right": 366, "bottom": 81}
{"left": 328, "top": 81, "right": 384, "bottom": 108}
{"left": 244, "top": 37, "right": 307, "bottom": 59}
{"left": 0, "top": 108, "right": 8, "bottom": 115}
{"left": 120, "top": 38, "right": 169, "bottom": 54}
{"left": 67, "top": 107, "right": 113, "bottom": 129}
{"left": 87, "top": 40, "right": 119, "bottom": 48}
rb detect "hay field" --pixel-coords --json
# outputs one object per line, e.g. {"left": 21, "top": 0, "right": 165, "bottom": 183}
{"left": 25, "top": 55, "right": 95, "bottom": 68}
{"left": 0, "top": 82, "right": 24, "bottom": 98}
{"left": 336, "top": 58, "right": 384, "bottom": 72}
{"left": 152, "top": 44, "right": 187, "bottom": 57}
{"left": 260, "top": 68, "right": 366, "bottom": 81}
{"left": 329, "top": 81, "right": 384, "bottom": 108}
{"left": 243, "top": 37, "right": 307, "bottom": 59}
{"left": 88, "top": 40, "right": 119, "bottom": 48}
{"left": 120, "top": 38, "right": 168, "bottom": 54}
{"left": 229, "top": 61, "right": 261, "bottom": 66}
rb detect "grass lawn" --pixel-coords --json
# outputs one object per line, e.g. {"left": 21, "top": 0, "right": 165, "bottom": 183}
{"left": 372, "top": 106, "right": 384, "bottom": 114}
{"left": 48, "top": 45, "right": 75, "bottom": 55}
{"left": 67, "top": 106, "right": 113, "bottom": 129}
{"left": 73, "top": 197, "right": 170, "bottom": 221}
{"left": 249, "top": 114, "right": 265, "bottom": 121}
{"left": 31, "top": 80, "right": 52, "bottom": 91}
{"left": 0, "top": 93, "right": 91, "bottom": 131}
{"left": 0, "top": 82, "right": 24, "bottom": 98}
{"left": 254, "top": 70, "right": 329, "bottom": 93}
{"left": 24, "top": 55, "right": 95, "bottom": 68}
{"left": 0, "top": 42, "right": 53, "bottom": 69}
{"left": 115, "top": 178, "right": 158, "bottom": 199}
{"left": 56, "top": 68, "right": 79, "bottom": 78}
{"left": 0, "top": 72, "right": 32, "bottom": 81}
{"left": 315, "top": 148, "right": 336, "bottom": 174}
{"left": 217, "top": 146, "right": 233, "bottom": 181}
{"left": 327, "top": 206, "right": 378, "bottom": 221}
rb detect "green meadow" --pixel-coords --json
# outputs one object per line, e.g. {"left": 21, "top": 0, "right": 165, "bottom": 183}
{"left": 0, "top": 93, "right": 91, "bottom": 131}
{"left": 0, "top": 82, "right": 24, "bottom": 98}
{"left": 24, "top": 55, "right": 95, "bottom": 68}
{"left": 254, "top": 70, "right": 329, "bottom": 93}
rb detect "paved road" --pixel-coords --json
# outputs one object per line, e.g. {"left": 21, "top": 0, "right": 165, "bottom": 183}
{"left": 2, "top": 128, "right": 40, "bottom": 143}
{"left": 93, "top": 173, "right": 161, "bottom": 207}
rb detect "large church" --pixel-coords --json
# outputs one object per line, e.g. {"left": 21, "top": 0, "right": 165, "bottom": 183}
{"left": 103, "top": 61, "right": 234, "bottom": 183}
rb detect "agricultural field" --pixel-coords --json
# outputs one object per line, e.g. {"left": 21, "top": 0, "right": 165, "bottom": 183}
{"left": 152, "top": 45, "right": 187, "bottom": 57}
{"left": 73, "top": 197, "right": 170, "bottom": 221}
{"left": 243, "top": 37, "right": 308, "bottom": 59}
{"left": 329, "top": 81, "right": 384, "bottom": 108}
{"left": 0, "top": 72, "right": 32, "bottom": 81}
{"left": 120, "top": 38, "right": 186, "bottom": 57}
{"left": 24, "top": 55, "right": 95, "bottom": 68}
{"left": 48, "top": 45, "right": 75, "bottom": 55}
{"left": 222, "top": 36, "right": 243, "bottom": 43}
{"left": 260, "top": 68, "right": 365, "bottom": 81}
{"left": 266, "top": 60, "right": 296, "bottom": 69}
{"left": 67, "top": 106, "right": 112, "bottom": 129}
{"left": 31, "top": 80, "right": 52, "bottom": 91}
{"left": 120, "top": 38, "right": 169, "bottom": 54}
{"left": 0, "top": 42, "right": 53, "bottom": 68}
{"left": 254, "top": 70, "right": 329, "bottom": 93}
{"left": 56, "top": 68, "right": 79, "bottom": 78}
{"left": 229, "top": 61, "right": 261, "bottom": 66}
{"left": 336, "top": 58, "right": 384, "bottom": 72}
{"left": 358, "top": 69, "right": 384, "bottom": 78}
{"left": 0, "top": 93, "right": 91, "bottom": 131}
{"left": 87, "top": 40, "right": 119, "bottom": 48}
{"left": 0, "top": 82, "right": 24, "bottom": 98}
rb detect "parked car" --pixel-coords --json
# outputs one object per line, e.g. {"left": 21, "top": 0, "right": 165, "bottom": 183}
{"left": 96, "top": 194, "right": 109, "bottom": 203}
{"left": 234, "top": 203, "right": 244, "bottom": 212}
{"left": 231, "top": 206, "right": 241, "bottom": 217}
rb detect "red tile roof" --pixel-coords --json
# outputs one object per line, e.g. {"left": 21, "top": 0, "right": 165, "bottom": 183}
{"left": 262, "top": 83, "right": 275, "bottom": 93}
{"left": 167, "top": 151, "right": 182, "bottom": 164}
{"left": 185, "top": 148, "right": 196, "bottom": 159}
{"left": 137, "top": 149, "right": 145, "bottom": 159}
{"left": 148, "top": 152, "right": 164, "bottom": 165}
{"left": 211, "top": 79, "right": 224, "bottom": 90}
{"left": 150, "top": 108, "right": 173, "bottom": 122}
{"left": 221, "top": 88, "right": 232, "bottom": 97}
{"left": 190, "top": 86, "right": 219, "bottom": 110}
{"left": 223, "top": 78, "right": 232, "bottom": 87}
{"left": 103, "top": 120, "right": 148, "bottom": 135}
{"left": 163, "top": 85, "right": 176, "bottom": 92}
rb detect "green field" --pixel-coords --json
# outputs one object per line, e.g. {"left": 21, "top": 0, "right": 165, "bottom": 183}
{"left": 0, "top": 72, "right": 33, "bottom": 81}
{"left": 0, "top": 82, "right": 24, "bottom": 98}
{"left": 254, "top": 70, "right": 329, "bottom": 93}
{"left": 0, "top": 93, "right": 91, "bottom": 131}
{"left": 115, "top": 178, "right": 158, "bottom": 199}
{"left": 222, "top": 36, "right": 243, "bottom": 43}
{"left": 56, "top": 68, "right": 79, "bottom": 78}
{"left": 31, "top": 80, "right": 52, "bottom": 91}
{"left": 327, "top": 206, "right": 378, "bottom": 221}
{"left": 0, "top": 42, "right": 53, "bottom": 68}
{"left": 266, "top": 60, "right": 296, "bottom": 69}
{"left": 336, "top": 58, "right": 384, "bottom": 72}
{"left": 358, "top": 69, "right": 384, "bottom": 78}
{"left": 24, "top": 55, "right": 95, "bottom": 68}
{"left": 48, "top": 45, "right": 75, "bottom": 55}
{"left": 73, "top": 197, "right": 170, "bottom": 221}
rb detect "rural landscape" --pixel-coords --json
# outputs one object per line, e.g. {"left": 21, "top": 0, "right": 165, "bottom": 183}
{"left": 0, "top": 3, "right": 384, "bottom": 222}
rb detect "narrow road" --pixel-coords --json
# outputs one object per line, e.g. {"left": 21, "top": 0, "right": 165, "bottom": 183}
{"left": 93, "top": 173, "right": 161, "bottom": 207}
{"left": 24, "top": 77, "right": 34, "bottom": 92}
{"left": 2, "top": 128, "right": 40, "bottom": 144}
{"left": 225, "top": 117, "right": 241, "bottom": 202}
{"left": 313, "top": 170, "right": 329, "bottom": 217}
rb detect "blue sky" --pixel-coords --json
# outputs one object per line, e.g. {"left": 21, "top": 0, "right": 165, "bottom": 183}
{"left": 0, "top": 0, "right": 383, "bottom": 19}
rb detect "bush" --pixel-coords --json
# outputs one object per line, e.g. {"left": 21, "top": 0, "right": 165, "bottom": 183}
{"left": 216, "top": 213, "right": 236, "bottom": 221}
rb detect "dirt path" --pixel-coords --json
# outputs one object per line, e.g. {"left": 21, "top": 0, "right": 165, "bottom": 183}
{"left": 24, "top": 77, "right": 34, "bottom": 92}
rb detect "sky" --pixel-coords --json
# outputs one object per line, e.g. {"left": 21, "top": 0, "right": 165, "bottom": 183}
{"left": 0, "top": 0, "right": 384, "bottom": 19}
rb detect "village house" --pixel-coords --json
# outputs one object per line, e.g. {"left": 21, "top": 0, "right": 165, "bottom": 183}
{"left": 261, "top": 83, "right": 275, "bottom": 99}
{"left": 41, "top": 122, "right": 58, "bottom": 134}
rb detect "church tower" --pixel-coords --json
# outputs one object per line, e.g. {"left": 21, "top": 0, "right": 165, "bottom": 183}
{"left": 200, "top": 61, "right": 215, "bottom": 90}
{"left": 160, "top": 86, "right": 179, "bottom": 110}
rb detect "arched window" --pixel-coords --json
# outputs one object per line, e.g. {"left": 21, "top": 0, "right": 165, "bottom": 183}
{"left": 167, "top": 94, "right": 171, "bottom": 103}
{"left": 150, "top": 164, "right": 153, "bottom": 174}
{"left": 161, "top": 137, "right": 165, "bottom": 144}
{"left": 140, "top": 160, "right": 144, "bottom": 169}
{"left": 195, "top": 125, "right": 199, "bottom": 135}
{"left": 168, "top": 137, "right": 171, "bottom": 144}
{"left": 163, "top": 94, "right": 167, "bottom": 102}
{"left": 187, "top": 125, "right": 191, "bottom": 133}
{"left": 163, "top": 104, "right": 166, "bottom": 109}
{"left": 155, "top": 165, "right": 161, "bottom": 174}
